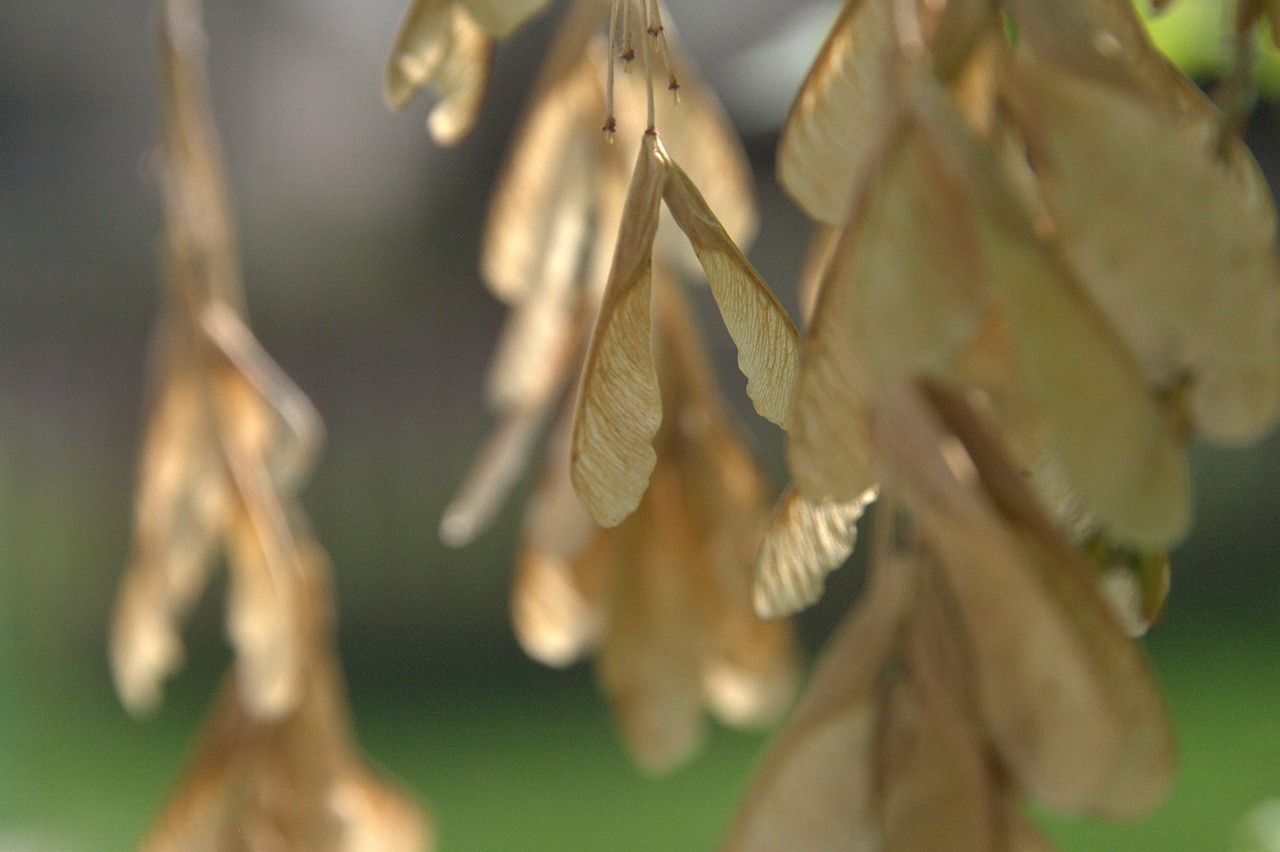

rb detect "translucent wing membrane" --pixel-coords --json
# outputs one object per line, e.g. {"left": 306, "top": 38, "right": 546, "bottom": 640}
{"left": 751, "top": 488, "right": 871, "bottom": 619}
{"left": 663, "top": 160, "right": 800, "bottom": 427}
{"left": 385, "top": 2, "right": 494, "bottom": 145}
{"left": 778, "top": 0, "right": 897, "bottom": 225}
{"left": 570, "top": 136, "right": 667, "bottom": 528}
{"left": 119, "top": 3, "right": 429, "bottom": 846}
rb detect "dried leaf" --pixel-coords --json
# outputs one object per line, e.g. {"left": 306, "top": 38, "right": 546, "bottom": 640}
{"left": 778, "top": 0, "right": 897, "bottom": 224}
{"left": 663, "top": 157, "right": 800, "bottom": 427}
{"left": 570, "top": 135, "right": 667, "bottom": 527}
{"left": 752, "top": 487, "right": 871, "bottom": 618}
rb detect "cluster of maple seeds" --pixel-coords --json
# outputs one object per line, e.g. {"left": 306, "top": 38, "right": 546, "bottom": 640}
{"left": 108, "top": 0, "right": 1280, "bottom": 848}
{"left": 110, "top": 0, "right": 430, "bottom": 847}
{"left": 385, "top": 0, "right": 1280, "bottom": 846}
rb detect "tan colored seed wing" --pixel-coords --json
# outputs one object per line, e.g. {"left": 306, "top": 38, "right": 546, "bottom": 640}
{"left": 881, "top": 382, "right": 1176, "bottom": 819}
{"left": 722, "top": 557, "right": 915, "bottom": 852}
{"left": 831, "top": 123, "right": 991, "bottom": 378}
{"left": 876, "top": 588, "right": 1000, "bottom": 852}
{"left": 1004, "top": 53, "right": 1280, "bottom": 444}
{"left": 916, "top": 82, "right": 1191, "bottom": 548}
{"left": 570, "top": 136, "right": 667, "bottom": 527}
{"left": 595, "top": 474, "right": 707, "bottom": 774}
{"left": 384, "top": 1, "right": 494, "bottom": 146}
{"left": 221, "top": 481, "right": 304, "bottom": 721}
{"left": 460, "top": 0, "right": 550, "bottom": 38}
{"left": 777, "top": 0, "right": 896, "bottom": 225}
{"left": 752, "top": 487, "right": 870, "bottom": 618}
{"left": 385, "top": 0, "right": 452, "bottom": 109}
{"left": 481, "top": 3, "right": 603, "bottom": 303}
{"left": 662, "top": 158, "right": 800, "bottom": 428}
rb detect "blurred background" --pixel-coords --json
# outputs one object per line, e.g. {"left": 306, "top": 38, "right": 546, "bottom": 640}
{"left": 3, "top": 0, "right": 1280, "bottom": 848}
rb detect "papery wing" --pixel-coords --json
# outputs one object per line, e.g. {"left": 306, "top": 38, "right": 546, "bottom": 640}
{"left": 139, "top": 678, "right": 243, "bottom": 852}
{"left": 880, "top": 383, "right": 1176, "bottom": 818}
{"left": 595, "top": 472, "right": 705, "bottom": 774}
{"left": 332, "top": 763, "right": 434, "bottom": 852}
{"left": 112, "top": 327, "right": 227, "bottom": 715}
{"left": 570, "top": 136, "right": 667, "bottom": 528}
{"left": 797, "top": 225, "right": 840, "bottom": 329}
{"left": 876, "top": 589, "right": 999, "bottom": 852}
{"left": 384, "top": 1, "right": 494, "bottom": 146}
{"left": 512, "top": 408, "right": 605, "bottom": 667}
{"left": 752, "top": 487, "right": 870, "bottom": 618}
{"left": 916, "top": 82, "right": 1190, "bottom": 548}
{"left": 385, "top": 0, "right": 452, "bottom": 109}
{"left": 663, "top": 159, "right": 800, "bottom": 427}
{"left": 649, "top": 13, "right": 758, "bottom": 261}
{"left": 777, "top": 0, "right": 896, "bottom": 225}
{"left": 831, "top": 123, "right": 990, "bottom": 378}
{"left": 1003, "top": 53, "right": 1280, "bottom": 443}
{"left": 787, "top": 237, "right": 878, "bottom": 503}
{"left": 426, "top": 7, "right": 494, "bottom": 146}
{"left": 484, "top": 197, "right": 591, "bottom": 411}
{"left": 721, "top": 553, "right": 914, "bottom": 852}
{"left": 221, "top": 465, "right": 304, "bottom": 721}
{"left": 481, "top": 6, "right": 602, "bottom": 303}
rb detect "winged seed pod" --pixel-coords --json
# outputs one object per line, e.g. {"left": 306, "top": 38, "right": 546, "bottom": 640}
{"left": 570, "top": 132, "right": 799, "bottom": 528}
{"left": 140, "top": 536, "right": 430, "bottom": 852}
{"left": 733, "top": 0, "right": 1280, "bottom": 843}
{"left": 787, "top": 37, "right": 1192, "bottom": 554}
{"left": 112, "top": 0, "right": 324, "bottom": 722}
{"left": 440, "top": 0, "right": 760, "bottom": 545}
{"left": 115, "top": 1, "right": 429, "bottom": 846}
{"left": 517, "top": 273, "right": 799, "bottom": 772}
{"left": 384, "top": 0, "right": 552, "bottom": 144}
{"left": 726, "top": 382, "right": 1175, "bottom": 851}
{"left": 432, "top": 0, "right": 799, "bottom": 773}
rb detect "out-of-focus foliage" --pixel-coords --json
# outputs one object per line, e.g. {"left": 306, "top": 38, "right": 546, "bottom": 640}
{"left": 1141, "top": 0, "right": 1280, "bottom": 93}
